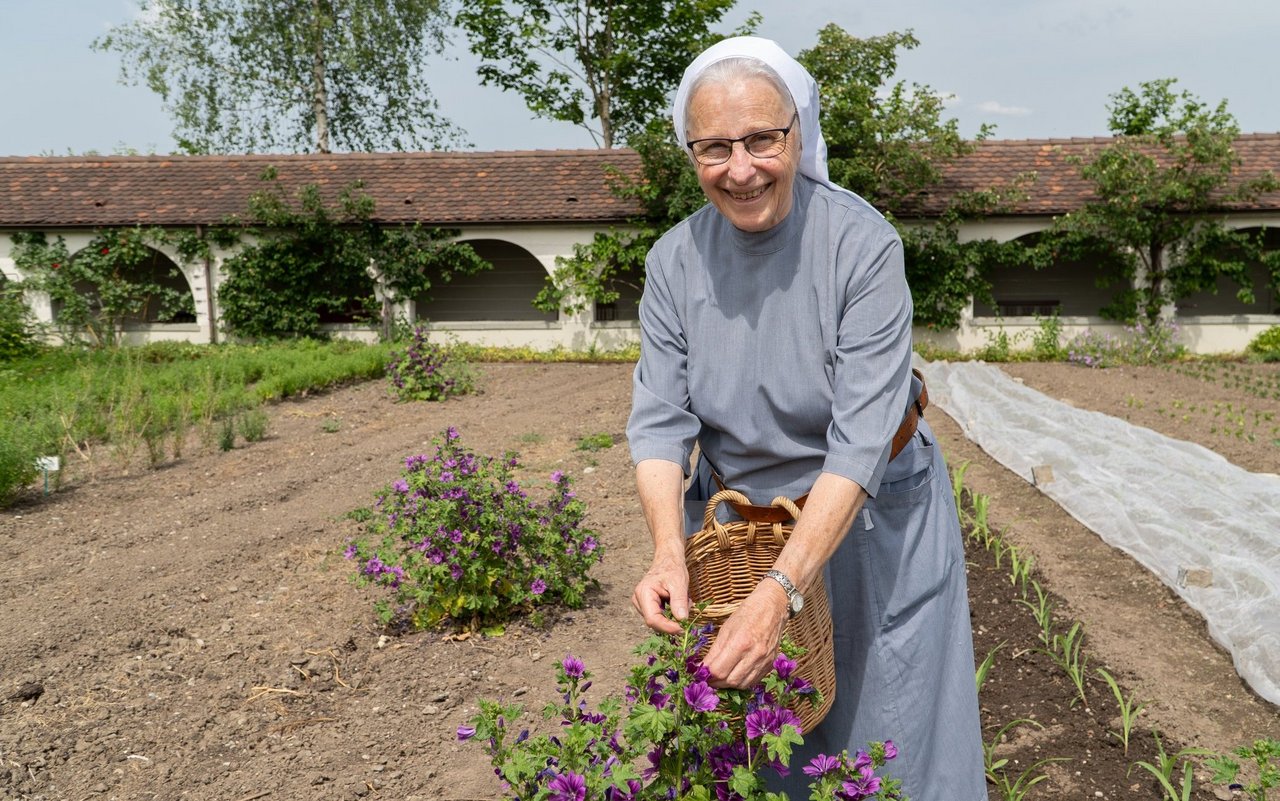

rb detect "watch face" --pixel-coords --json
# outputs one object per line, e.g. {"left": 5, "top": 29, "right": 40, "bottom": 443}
{"left": 791, "top": 594, "right": 804, "bottom": 615}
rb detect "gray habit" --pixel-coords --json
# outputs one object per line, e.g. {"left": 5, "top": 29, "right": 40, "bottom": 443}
{"left": 627, "top": 175, "right": 986, "bottom": 800}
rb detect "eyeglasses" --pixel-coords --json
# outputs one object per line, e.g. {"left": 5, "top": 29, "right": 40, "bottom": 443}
{"left": 686, "top": 112, "right": 798, "bottom": 166}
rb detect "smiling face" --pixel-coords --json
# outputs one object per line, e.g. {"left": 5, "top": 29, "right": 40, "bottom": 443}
{"left": 686, "top": 76, "right": 800, "bottom": 233}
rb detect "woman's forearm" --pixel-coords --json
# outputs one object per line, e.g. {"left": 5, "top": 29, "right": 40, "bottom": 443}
{"left": 635, "top": 458, "right": 687, "bottom": 559}
{"left": 770, "top": 471, "right": 867, "bottom": 596}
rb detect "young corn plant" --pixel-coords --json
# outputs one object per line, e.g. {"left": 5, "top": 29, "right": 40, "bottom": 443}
{"left": 1133, "top": 731, "right": 1215, "bottom": 801}
{"left": 976, "top": 642, "right": 1005, "bottom": 695}
{"left": 1008, "top": 547, "right": 1035, "bottom": 597}
{"left": 1017, "top": 580, "right": 1056, "bottom": 650}
{"left": 1045, "top": 621, "right": 1090, "bottom": 708}
{"left": 952, "top": 460, "right": 971, "bottom": 513}
{"left": 971, "top": 493, "right": 995, "bottom": 549}
{"left": 1095, "top": 667, "right": 1148, "bottom": 756}
{"left": 984, "top": 718, "right": 1070, "bottom": 801}
{"left": 991, "top": 537, "right": 1010, "bottom": 569}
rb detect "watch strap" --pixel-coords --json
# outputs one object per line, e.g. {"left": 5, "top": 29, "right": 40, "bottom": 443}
{"left": 762, "top": 569, "right": 800, "bottom": 616}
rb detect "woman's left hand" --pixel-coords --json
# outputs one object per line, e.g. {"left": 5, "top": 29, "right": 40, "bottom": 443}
{"left": 701, "top": 579, "right": 790, "bottom": 688}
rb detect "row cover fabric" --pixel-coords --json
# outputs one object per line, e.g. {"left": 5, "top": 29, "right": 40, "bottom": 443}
{"left": 917, "top": 356, "right": 1280, "bottom": 707}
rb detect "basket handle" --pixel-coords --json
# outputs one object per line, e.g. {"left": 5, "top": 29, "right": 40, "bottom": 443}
{"left": 702, "top": 490, "right": 803, "bottom": 549}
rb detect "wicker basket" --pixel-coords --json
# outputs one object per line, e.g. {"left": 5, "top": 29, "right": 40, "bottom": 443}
{"left": 684, "top": 489, "right": 836, "bottom": 733}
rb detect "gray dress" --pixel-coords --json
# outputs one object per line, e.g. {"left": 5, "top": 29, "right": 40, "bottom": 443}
{"left": 627, "top": 176, "right": 986, "bottom": 800}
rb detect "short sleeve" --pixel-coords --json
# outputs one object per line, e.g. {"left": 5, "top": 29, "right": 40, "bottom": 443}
{"left": 627, "top": 249, "right": 702, "bottom": 475}
{"left": 820, "top": 223, "right": 914, "bottom": 497}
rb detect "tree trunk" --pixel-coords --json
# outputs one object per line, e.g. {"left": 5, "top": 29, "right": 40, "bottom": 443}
{"left": 311, "top": 0, "right": 331, "bottom": 153}
{"left": 1146, "top": 242, "right": 1164, "bottom": 324}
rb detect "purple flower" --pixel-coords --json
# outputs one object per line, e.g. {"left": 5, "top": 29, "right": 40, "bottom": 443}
{"left": 851, "top": 750, "right": 872, "bottom": 772}
{"left": 392, "top": 479, "right": 409, "bottom": 493}
{"left": 803, "top": 753, "right": 842, "bottom": 778}
{"left": 531, "top": 578, "right": 547, "bottom": 595}
{"left": 547, "top": 770, "right": 586, "bottom": 801}
{"left": 839, "top": 771, "right": 881, "bottom": 799}
{"left": 683, "top": 681, "right": 719, "bottom": 713}
{"left": 342, "top": 542, "right": 358, "bottom": 559}
{"left": 562, "top": 655, "right": 585, "bottom": 679}
{"left": 446, "top": 426, "right": 460, "bottom": 441}
{"left": 550, "top": 470, "right": 565, "bottom": 483}
{"left": 773, "top": 653, "right": 796, "bottom": 679}
{"left": 456, "top": 725, "right": 476, "bottom": 741}
{"left": 883, "top": 739, "right": 898, "bottom": 760}
{"left": 745, "top": 708, "right": 780, "bottom": 739}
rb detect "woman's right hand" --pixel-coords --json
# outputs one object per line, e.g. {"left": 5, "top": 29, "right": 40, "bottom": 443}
{"left": 632, "top": 552, "right": 690, "bottom": 635}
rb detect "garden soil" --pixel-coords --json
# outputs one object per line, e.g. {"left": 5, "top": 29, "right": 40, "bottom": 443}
{"left": 2, "top": 361, "right": 1279, "bottom": 801}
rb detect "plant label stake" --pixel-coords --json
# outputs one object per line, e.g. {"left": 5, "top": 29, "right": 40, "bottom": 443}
{"left": 35, "top": 456, "right": 60, "bottom": 495}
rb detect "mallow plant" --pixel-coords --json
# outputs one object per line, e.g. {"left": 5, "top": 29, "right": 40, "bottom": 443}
{"left": 344, "top": 427, "right": 602, "bottom": 631}
{"left": 460, "top": 614, "right": 905, "bottom": 801}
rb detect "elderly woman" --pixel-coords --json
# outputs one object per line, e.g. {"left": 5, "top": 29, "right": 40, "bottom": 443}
{"left": 627, "top": 36, "right": 985, "bottom": 799}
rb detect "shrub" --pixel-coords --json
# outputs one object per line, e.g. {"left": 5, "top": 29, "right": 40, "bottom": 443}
{"left": 1031, "top": 313, "right": 1067, "bottom": 361}
{"left": 386, "top": 326, "right": 475, "bottom": 402}
{"left": 0, "top": 283, "right": 39, "bottom": 361}
{"left": 462, "top": 618, "right": 904, "bottom": 801}
{"left": 0, "top": 419, "right": 40, "bottom": 506}
{"left": 239, "top": 408, "right": 269, "bottom": 442}
{"left": 1066, "top": 318, "right": 1185, "bottom": 368}
{"left": 344, "top": 428, "right": 602, "bottom": 631}
{"left": 1246, "top": 325, "right": 1280, "bottom": 362}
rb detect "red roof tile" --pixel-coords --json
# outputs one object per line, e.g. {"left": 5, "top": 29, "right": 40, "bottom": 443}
{"left": 901, "top": 133, "right": 1280, "bottom": 217}
{"left": 0, "top": 149, "right": 644, "bottom": 228}
{"left": 2, "top": 135, "right": 1278, "bottom": 229}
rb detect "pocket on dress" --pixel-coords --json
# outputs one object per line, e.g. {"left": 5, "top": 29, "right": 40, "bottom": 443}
{"left": 858, "top": 439, "right": 957, "bottom": 630}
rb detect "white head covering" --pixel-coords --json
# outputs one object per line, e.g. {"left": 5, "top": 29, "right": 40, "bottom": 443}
{"left": 672, "top": 36, "right": 832, "bottom": 189}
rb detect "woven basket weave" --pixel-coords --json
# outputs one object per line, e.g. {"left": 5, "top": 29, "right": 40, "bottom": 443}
{"left": 684, "top": 490, "right": 836, "bottom": 733}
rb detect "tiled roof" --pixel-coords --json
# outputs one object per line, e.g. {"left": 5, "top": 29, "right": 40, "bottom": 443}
{"left": 2, "top": 134, "right": 1278, "bottom": 228}
{"left": 899, "top": 132, "right": 1280, "bottom": 217}
{"left": 0, "top": 149, "right": 643, "bottom": 228}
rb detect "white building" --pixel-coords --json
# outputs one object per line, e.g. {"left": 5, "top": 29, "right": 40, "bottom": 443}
{"left": 2, "top": 138, "right": 1278, "bottom": 354}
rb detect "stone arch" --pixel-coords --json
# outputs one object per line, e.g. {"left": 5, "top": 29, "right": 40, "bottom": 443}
{"left": 58, "top": 243, "right": 196, "bottom": 326}
{"left": 973, "top": 231, "right": 1120, "bottom": 318}
{"left": 1174, "top": 226, "right": 1280, "bottom": 317}
{"left": 414, "top": 239, "right": 556, "bottom": 323}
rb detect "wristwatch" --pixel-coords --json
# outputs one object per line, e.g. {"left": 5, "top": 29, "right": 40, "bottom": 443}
{"left": 762, "top": 569, "right": 804, "bottom": 619}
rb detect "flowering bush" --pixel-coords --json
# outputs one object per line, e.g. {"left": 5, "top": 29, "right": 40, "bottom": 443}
{"left": 386, "top": 326, "right": 475, "bottom": 401}
{"left": 1066, "top": 318, "right": 1184, "bottom": 368}
{"left": 344, "top": 428, "right": 602, "bottom": 631}
{"left": 461, "top": 615, "right": 905, "bottom": 801}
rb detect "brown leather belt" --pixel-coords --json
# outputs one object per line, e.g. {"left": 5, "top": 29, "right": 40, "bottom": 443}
{"left": 714, "top": 368, "right": 929, "bottom": 524}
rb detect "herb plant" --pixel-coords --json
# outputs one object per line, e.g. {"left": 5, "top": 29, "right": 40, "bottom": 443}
{"left": 386, "top": 326, "right": 475, "bottom": 402}
{"left": 345, "top": 428, "right": 602, "bottom": 631}
{"left": 462, "top": 615, "right": 905, "bottom": 800}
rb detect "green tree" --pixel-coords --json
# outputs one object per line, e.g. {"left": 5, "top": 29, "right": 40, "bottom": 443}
{"left": 797, "top": 26, "right": 988, "bottom": 211}
{"left": 798, "top": 25, "right": 1043, "bottom": 329}
{"left": 456, "top": 0, "right": 756, "bottom": 149}
{"left": 537, "top": 24, "right": 1033, "bottom": 328}
{"left": 94, "top": 0, "right": 461, "bottom": 154}
{"left": 213, "top": 170, "right": 488, "bottom": 340}
{"left": 1049, "top": 78, "right": 1280, "bottom": 323}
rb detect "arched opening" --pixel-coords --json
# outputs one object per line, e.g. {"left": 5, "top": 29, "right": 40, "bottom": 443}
{"left": 973, "top": 233, "right": 1119, "bottom": 318}
{"left": 1175, "top": 227, "right": 1280, "bottom": 317}
{"left": 54, "top": 245, "right": 196, "bottom": 327}
{"left": 414, "top": 239, "right": 557, "bottom": 323}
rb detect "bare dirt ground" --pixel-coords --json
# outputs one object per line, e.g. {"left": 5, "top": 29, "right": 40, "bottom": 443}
{"left": 1, "top": 360, "right": 1278, "bottom": 801}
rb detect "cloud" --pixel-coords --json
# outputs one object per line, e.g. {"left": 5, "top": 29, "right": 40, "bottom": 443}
{"left": 977, "top": 100, "right": 1032, "bottom": 117}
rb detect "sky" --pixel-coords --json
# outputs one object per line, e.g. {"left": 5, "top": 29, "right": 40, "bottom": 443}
{"left": 1, "top": 0, "right": 1278, "bottom": 156}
